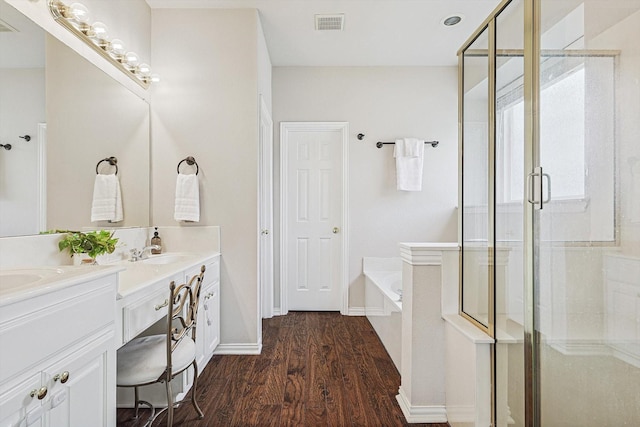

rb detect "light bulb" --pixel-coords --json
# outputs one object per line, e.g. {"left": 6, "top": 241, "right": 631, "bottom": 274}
{"left": 136, "top": 63, "right": 151, "bottom": 77}
{"left": 150, "top": 74, "right": 161, "bottom": 84}
{"left": 91, "top": 22, "right": 109, "bottom": 44}
{"left": 125, "top": 52, "right": 139, "bottom": 69}
{"left": 69, "top": 3, "right": 91, "bottom": 24}
{"left": 108, "top": 38, "right": 126, "bottom": 59}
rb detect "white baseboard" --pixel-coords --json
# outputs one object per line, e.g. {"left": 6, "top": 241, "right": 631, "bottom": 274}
{"left": 363, "top": 307, "right": 386, "bottom": 317}
{"left": 271, "top": 308, "right": 364, "bottom": 316}
{"left": 213, "top": 342, "right": 262, "bottom": 355}
{"left": 347, "top": 306, "right": 366, "bottom": 316}
{"left": 396, "top": 387, "right": 447, "bottom": 423}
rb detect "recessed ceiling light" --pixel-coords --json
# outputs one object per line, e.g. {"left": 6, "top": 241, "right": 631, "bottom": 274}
{"left": 442, "top": 15, "right": 463, "bottom": 27}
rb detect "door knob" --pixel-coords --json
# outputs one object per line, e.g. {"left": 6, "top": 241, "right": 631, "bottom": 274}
{"left": 261, "top": 229, "right": 270, "bottom": 235}
{"left": 332, "top": 227, "right": 340, "bottom": 234}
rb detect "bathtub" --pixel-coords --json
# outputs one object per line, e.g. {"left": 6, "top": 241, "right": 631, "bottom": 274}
{"left": 364, "top": 257, "right": 403, "bottom": 370}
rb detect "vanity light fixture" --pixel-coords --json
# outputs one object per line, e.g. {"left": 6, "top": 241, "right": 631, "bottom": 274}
{"left": 48, "top": 0, "right": 157, "bottom": 89}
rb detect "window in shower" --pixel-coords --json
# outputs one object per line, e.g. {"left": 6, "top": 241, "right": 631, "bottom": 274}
{"left": 496, "top": 56, "right": 616, "bottom": 243}
{"left": 498, "top": 66, "right": 587, "bottom": 204}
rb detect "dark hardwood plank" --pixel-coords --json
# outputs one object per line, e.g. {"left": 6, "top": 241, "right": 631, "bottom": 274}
{"left": 116, "top": 312, "right": 450, "bottom": 427}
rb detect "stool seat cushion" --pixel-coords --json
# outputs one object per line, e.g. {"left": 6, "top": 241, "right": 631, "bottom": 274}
{"left": 116, "top": 334, "right": 196, "bottom": 386}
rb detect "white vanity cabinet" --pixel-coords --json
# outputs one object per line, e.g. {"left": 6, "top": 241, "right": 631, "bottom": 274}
{"left": 0, "top": 272, "right": 118, "bottom": 427}
{"left": 194, "top": 256, "right": 220, "bottom": 368}
{"left": 115, "top": 253, "right": 221, "bottom": 408}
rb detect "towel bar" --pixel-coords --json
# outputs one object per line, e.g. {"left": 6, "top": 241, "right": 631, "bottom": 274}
{"left": 376, "top": 141, "right": 439, "bottom": 149}
{"left": 177, "top": 156, "right": 199, "bottom": 175}
{"left": 96, "top": 156, "right": 118, "bottom": 175}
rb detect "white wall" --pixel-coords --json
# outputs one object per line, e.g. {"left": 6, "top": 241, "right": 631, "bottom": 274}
{"left": 273, "top": 66, "right": 458, "bottom": 310}
{"left": 151, "top": 8, "right": 266, "bottom": 347}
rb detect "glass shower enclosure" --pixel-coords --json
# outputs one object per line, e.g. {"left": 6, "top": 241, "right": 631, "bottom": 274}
{"left": 459, "top": 0, "right": 640, "bottom": 425}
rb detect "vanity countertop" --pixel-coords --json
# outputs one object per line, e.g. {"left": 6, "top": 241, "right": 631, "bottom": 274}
{"left": 116, "top": 251, "right": 221, "bottom": 299}
{"left": 0, "top": 251, "right": 220, "bottom": 307}
{"left": 0, "top": 264, "right": 125, "bottom": 307}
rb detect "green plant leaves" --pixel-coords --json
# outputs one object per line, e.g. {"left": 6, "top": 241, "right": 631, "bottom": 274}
{"left": 53, "top": 230, "right": 119, "bottom": 258}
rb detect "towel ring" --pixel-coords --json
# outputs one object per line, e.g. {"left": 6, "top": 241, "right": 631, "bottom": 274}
{"left": 96, "top": 156, "right": 118, "bottom": 175}
{"left": 177, "top": 156, "right": 199, "bottom": 175}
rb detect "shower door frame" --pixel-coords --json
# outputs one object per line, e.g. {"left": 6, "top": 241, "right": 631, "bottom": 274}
{"left": 460, "top": 1, "right": 624, "bottom": 426}
{"left": 459, "top": 1, "right": 539, "bottom": 425}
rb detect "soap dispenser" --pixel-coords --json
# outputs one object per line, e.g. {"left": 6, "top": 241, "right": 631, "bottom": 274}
{"left": 151, "top": 227, "right": 162, "bottom": 254}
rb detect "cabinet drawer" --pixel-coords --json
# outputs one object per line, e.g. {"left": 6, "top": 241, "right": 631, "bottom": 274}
{"left": 186, "top": 258, "right": 219, "bottom": 289}
{"left": 0, "top": 281, "right": 114, "bottom": 384}
{"left": 208, "top": 257, "right": 220, "bottom": 283}
{"left": 123, "top": 275, "right": 180, "bottom": 342}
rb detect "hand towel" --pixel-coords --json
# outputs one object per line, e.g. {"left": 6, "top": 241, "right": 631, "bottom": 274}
{"left": 91, "top": 174, "right": 123, "bottom": 222}
{"left": 393, "top": 138, "right": 425, "bottom": 191}
{"left": 174, "top": 173, "right": 200, "bottom": 222}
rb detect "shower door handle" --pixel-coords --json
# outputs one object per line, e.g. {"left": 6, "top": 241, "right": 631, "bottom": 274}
{"left": 542, "top": 173, "right": 551, "bottom": 205}
{"left": 527, "top": 167, "right": 546, "bottom": 209}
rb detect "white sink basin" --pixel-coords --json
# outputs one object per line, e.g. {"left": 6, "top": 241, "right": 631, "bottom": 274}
{"left": 141, "top": 253, "right": 191, "bottom": 265}
{"left": 0, "top": 268, "right": 65, "bottom": 292}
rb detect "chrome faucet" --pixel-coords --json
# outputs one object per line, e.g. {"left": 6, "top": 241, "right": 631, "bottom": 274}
{"left": 129, "top": 245, "right": 161, "bottom": 262}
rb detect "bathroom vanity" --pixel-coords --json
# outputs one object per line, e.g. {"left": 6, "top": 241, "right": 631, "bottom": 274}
{"left": 115, "top": 252, "right": 221, "bottom": 407}
{"left": 0, "top": 227, "right": 222, "bottom": 427}
{"left": 0, "top": 266, "right": 121, "bottom": 427}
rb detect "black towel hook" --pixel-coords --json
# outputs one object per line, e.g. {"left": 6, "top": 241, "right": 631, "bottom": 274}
{"left": 177, "top": 156, "right": 199, "bottom": 175}
{"left": 19, "top": 135, "right": 31, "bottom": 142}
{"left": 96, "top": 156, "right": 118, "bottom": 175}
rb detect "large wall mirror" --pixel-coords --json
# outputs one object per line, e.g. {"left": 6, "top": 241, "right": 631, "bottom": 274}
{"left": 0, "top": 0, "right": 150, "bottom": 237}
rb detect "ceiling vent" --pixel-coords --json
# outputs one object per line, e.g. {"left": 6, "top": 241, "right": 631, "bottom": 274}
{"left": 0, "top": 19, "right": 17, "bottom": 33}
{"left": 315, "top": 14, "right": 344, "bottom": 31}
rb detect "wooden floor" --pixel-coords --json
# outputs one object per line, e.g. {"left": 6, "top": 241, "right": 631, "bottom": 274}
{"left": 117, "top": 312, "right": 449, "bottom": 427}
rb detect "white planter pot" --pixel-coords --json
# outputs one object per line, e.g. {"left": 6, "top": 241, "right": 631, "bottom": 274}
{"left": 73, "top": 253, "right": 95, "bottom": 265}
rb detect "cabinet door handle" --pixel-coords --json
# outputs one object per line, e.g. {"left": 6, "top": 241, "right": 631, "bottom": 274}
{"left": 53, "top": 371, "right": 70, "bottom": 384}
{"left": 30, "top": 386, "right": 48, "bottom": 400}
{"left": 154, "top": 299, "right": 169, "bottom": 311}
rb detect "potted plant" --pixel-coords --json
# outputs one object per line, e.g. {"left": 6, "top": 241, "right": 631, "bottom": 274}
{"left": 54, "top": 230, "right": 119, "bottom": 265}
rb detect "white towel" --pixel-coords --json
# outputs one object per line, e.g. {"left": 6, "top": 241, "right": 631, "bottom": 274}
{"left": 393, "top": 138, "right": 425, "bottom": 191}
{"left": 91, "top": 174, "right": 123, "bottom": 222}
{"left": 174, "top": 173, "right": 200, "bottom": 222}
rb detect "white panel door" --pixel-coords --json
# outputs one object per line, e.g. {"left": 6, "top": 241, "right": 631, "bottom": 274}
{"left": 282, "top": 122, "right": 347, "bottom": 311}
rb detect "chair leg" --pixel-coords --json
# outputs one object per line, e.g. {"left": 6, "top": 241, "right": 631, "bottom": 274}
{"left": 191, "top": 361, "right": 205, "bottom": 419}
{"left": 134, "top": 386, "right": 140, "bottom": 419}
{"left": 166, "top": 380, "right": 174, "bottom": 427}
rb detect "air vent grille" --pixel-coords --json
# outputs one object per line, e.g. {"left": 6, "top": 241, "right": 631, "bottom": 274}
{"left": 0, "top": 19, "right": 17, "bottom": 33}
{"left": 315, "top": 14, "right": 344, "bottom": 31}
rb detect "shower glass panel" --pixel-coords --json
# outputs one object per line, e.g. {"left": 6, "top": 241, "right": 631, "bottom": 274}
{"left": 536, "top": 1, "right": 640, "bottom": 425}
{"left": 461, "top": 26, "right": 491, "bottom": 329}
{"left": 495, "top": 0, "right": 525, "bottom": 425}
